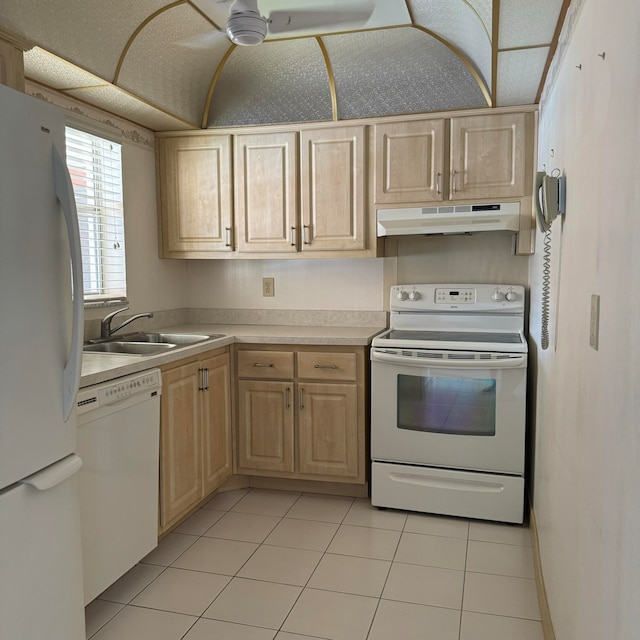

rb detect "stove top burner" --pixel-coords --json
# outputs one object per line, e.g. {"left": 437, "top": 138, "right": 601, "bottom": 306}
{"left": 382, "top": 329, "right": 524, "bottom": 345}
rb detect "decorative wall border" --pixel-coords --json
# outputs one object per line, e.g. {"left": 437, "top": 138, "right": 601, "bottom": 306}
{"left": 25, "top": 81, "right": 156, "bottom": 149}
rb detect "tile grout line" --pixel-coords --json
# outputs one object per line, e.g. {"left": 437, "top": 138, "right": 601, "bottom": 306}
{"left": 363, "top": 507, "right": 408, "bottom": 640}
{"left": 275, "top": 492, "right": 356, "bottom": 638}
{"left": 458, "top": 521, "right": 471, "bottom": 640}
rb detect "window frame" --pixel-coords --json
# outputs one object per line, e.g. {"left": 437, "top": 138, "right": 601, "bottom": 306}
{"left": 64, "top": 116, "right": 128, "bottom": 308}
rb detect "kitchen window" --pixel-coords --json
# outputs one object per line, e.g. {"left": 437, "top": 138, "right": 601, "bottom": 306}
{"left": 64, "top": 126, "right": 127, "bottom": 305}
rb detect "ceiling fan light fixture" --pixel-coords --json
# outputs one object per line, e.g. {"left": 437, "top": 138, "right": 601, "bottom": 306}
{"left": 226, "top": 11, "right": 268, "bottom": 46}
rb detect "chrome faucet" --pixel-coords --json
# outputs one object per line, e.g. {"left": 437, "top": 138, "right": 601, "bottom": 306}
{"left": 100, "top": 306, "right": 154, "bottom": 339}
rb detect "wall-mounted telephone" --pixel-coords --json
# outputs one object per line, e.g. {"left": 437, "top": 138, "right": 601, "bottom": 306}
{"left": 535, "top": 171, "right": 565, "bottom": 232}
{"left": 536, "top": 170, "right": 566, "bottom": 350}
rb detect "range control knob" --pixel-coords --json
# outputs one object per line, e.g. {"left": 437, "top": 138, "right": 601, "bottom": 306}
{"left": 409, "top": 289, "right": 421, "bottom": 301}
{"left": 491, "top": 290, "right": 505, "bottom": 302}
{"left": 505, "top": 290, "right": 517, "bottom": 302}
{"left": 396, "top": 289, "right": 408, "bottom": 301}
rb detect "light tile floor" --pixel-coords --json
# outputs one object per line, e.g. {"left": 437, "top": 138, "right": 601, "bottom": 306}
{"left": 85, "top": 489, "right": 543, "bottom": 640}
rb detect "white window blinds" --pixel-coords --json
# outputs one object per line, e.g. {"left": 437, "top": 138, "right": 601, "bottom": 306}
{"left": 65, "top": 127, "right": 127, "bottom": 303}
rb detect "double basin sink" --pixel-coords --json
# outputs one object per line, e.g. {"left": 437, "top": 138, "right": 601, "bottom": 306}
{"left": 83, "top": 332, "right": 225, "bottom": 356}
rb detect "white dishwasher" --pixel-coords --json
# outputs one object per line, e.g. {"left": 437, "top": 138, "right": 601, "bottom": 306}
{"left": 77, "top": 369, "right": 162, "bottom": 604}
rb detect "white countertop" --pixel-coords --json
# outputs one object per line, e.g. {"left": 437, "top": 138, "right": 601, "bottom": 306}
{"left": 80, "top": 323, "right": 385, "bottom": 388}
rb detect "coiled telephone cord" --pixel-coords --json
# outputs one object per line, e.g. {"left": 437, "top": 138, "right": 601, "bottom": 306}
{"left": 541, "top": 228, "right": 552, "bottom": 350}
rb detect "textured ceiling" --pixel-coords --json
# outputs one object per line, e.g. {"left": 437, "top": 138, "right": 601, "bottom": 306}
{"left": 0, "top": 0, "right": 568, "bottom": 132}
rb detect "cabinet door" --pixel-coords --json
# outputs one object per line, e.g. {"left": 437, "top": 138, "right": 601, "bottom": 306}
{"left": 160, "top": 362, "right": 201, "bottom": 528}
{"left": 297, "top": 382, "right": 359, "bottom": 479}
{"left": 450, "top": 113, "right": 528, "bottom": 200}
{"left": 237, "top": 380, "right": 295, "bottom": 473}
{"left": 300, "top": 126, "right": 366, "bottom": 252}
{"left": 158, "top": 135, "right": 232, "bottom": 256}
{"left": 235, "top": 132, "right": 298, "bottom": 253}
{"left": 200, "top": 352, "right": 232, "bottom": 496}
{"left": 373, "top": 119, "right": 445, "bottom": 204}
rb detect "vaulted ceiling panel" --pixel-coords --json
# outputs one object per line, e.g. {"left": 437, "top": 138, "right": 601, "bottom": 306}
{"left": 499, "top": 0, "right": 565, "bottom": 49}
{"left": 407, "top": 0, "right": 493, "bottom": 96}
{"left": 324, "top": 28, "right": 488, "bottom": 120}
{"left": 0, "top": 0, "right": 174, "bottom": 81}
{"left": 207, "top": 38, "right": 333, "bottom": 127}
{"left": 116, "top": 3, "right": 226, "bottom": 126}
{"left": 497, "top": 47, "right": 550, "bottom": 106}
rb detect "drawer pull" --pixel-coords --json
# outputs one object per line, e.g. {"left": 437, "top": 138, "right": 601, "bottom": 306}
{"left": 253, "top": 363, "right": 275, "bottom": 368}
{"left": 314, "top": 364, "right": 337, "bottom": 369}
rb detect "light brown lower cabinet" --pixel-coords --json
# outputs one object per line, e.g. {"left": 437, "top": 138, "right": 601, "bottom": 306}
{"left": 159, "top": 347, "right": 231, "bottom": 533}
{"left": 235, "top": 346, "right": 366, "bottom": 484}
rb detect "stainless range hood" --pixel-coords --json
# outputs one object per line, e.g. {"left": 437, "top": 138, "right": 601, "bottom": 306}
{"left": 376, "top": 202, "right": 521, "bottom": 237}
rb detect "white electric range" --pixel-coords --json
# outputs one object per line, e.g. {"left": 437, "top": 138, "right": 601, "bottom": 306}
{"left": 370, "top": 283, "right": 528, "bottom": 524}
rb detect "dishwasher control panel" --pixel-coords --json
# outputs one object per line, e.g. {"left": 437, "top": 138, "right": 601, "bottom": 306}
{"left": 77, "top": 369, "right": 162, "bottom": 415}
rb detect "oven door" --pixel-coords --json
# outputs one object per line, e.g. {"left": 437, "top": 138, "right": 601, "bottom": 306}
{"left": 371, "top": 348, "right": 527, "bottom": 475}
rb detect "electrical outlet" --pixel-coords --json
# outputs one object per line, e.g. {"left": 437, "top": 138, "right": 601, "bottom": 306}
{"left": 262, "top": 277, "right": 275, "bottom": 297}
{"left": 589, "top": 294, "right": 600, "bottom": 350}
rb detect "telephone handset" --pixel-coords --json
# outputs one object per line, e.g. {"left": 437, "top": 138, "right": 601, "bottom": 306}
{"left": 535, "top": 171, "right": 561, "bottom": 232}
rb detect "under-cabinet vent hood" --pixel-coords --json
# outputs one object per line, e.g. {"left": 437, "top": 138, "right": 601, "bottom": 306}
{"left": 376, "top": 202, "right": 521, "bottom": 237}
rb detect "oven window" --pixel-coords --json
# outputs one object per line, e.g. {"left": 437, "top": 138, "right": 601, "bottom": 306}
{"left": 397, "top": 374, "right": 496, "bottom": 436}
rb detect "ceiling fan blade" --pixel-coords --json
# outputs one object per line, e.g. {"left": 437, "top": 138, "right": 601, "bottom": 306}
{"left": 176, "top": 30, "right": 226, "bottom": 49}
{"left": 228, "top": 0, "right": 259, "bottom": 14}
{"left": 268, "top": 3, "right": 375, "bottom": 35}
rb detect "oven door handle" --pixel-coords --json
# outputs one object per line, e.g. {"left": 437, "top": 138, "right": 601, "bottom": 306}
{"left": 371, "top": 350, "right": 527, "bottom": 369}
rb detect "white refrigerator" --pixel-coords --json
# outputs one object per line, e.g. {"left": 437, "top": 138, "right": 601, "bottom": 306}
{"left": 0, "top": 84, "right": 86, "bottom": 639}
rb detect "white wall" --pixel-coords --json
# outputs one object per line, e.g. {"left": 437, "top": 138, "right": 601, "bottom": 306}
{"left": 184, "top": 233, "right": 527, "bottom": 312}
{"left": 117, "top": 140, "right": 186, "bottom": 316}
{"left": 530, "top": 1, "right": 640, "bottom": 638}
{"left": 185, "top": 258, "right": 385, "bottom": 311}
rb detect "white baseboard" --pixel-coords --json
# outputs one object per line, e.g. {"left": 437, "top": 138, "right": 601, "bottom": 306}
{"left": 529, "top": 506, "right": 556, "bottom": 640}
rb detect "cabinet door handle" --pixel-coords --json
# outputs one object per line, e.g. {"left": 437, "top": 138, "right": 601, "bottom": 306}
{"left": 286, "top": 386, "right": 291, "bottom": 409}
{"left": 198, "top": 367, "right": 204, "bottom": 391}
{"left": 451, "top": 170, "right": 458, "bottom": 193}
{"left": 290, "top": 226, "right": 296, "bottom": 246}
{"left": 303, "top": 224, "right": 311, "bottom": 245}
{"left": 205, "top": 367, "right": 210, "bottom": 391}
{"left": 435, "top": 172, "right": 441, "bottom": 195}
{"left": 314, "top": 364, "right": 337, "bottom": 369}
{"left": 225, "top": 227, "right": 232, "bottom": 248}
{"left": 253, "top": 362, "right": 275, "bottom": 368}
{"left": 299, "top": 387, "right": 304, "bottom": 409}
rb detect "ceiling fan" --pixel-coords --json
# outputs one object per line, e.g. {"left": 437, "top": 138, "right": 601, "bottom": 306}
{"left": 210, "top": 0, "right": 376, "bottom": 46}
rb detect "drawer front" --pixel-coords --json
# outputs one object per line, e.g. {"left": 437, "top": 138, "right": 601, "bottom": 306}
{"left": 297, "top": 351, "right": 357, "bottom": 381}
{"left": 237, "top": 350, "right": 294, "bottom": 379}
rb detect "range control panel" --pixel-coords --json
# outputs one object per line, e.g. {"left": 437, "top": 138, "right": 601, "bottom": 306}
{"left": 435, "top": 288, "right": 475, "bottom": 304}
{"left": 391, "top": 284, "right": 525, "bottom": 313}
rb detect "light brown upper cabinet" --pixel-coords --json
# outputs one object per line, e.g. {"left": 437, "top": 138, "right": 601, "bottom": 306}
{"left": 373, "top": 119, "right": 445, "bottom": 204}
{"left": 157, "top": 135, "right": 233, "bottom": 257}
{"left": 449, "top": 112, "right": 529, "bottom": 201}
{"left": 373, "top": 111, "right": 532, "bottom": 205}
{"left": 300, "top": 126, "right": 367, "bottom": 252}
{"left": 234, "top": 132, "right": 298, "bottom": 254}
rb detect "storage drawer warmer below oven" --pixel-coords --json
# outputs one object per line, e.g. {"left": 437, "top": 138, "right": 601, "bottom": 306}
{"left": 371, "top": 462, "right": 524, "bottom": 524}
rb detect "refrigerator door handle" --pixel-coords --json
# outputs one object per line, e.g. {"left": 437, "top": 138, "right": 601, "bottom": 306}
{"left": 53, "top": 143, "right": 84, "bottom": 421}
{"left": 20, "top": 454, "right": 82, "bottom": 491}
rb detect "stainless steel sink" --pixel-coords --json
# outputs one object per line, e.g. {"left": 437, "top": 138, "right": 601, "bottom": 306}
{"left": 83, "top": 341, "right": 176, "bottom": 355}
{"left": 118, "top": 332, "right": 224, "bottom": 345}
{"left": 83, "top": 332, "right": 225, "bottom": 356}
